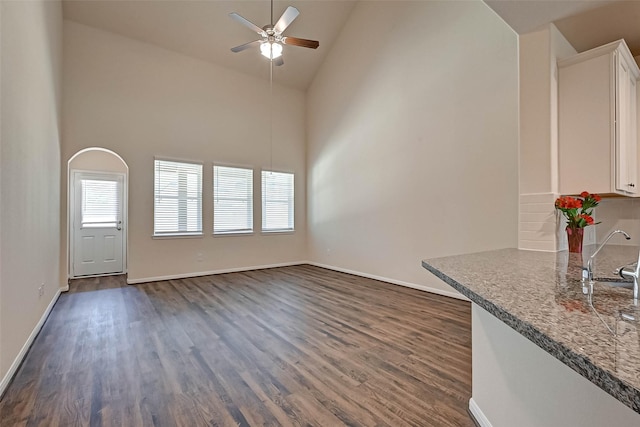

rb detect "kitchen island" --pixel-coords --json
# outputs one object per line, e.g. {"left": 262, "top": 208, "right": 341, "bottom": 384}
{"left": 423, "top": 246, "right": 640, "bottom": 427}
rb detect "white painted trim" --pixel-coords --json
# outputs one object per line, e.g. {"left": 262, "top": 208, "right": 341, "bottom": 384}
{"left": 68, "top": 168, "right": 128, "bottom": 279}
{"left": 306, "top": 262, "right": 469, "bottom": 302}
{"left": 126, "top": 260, "right": 469, "bottom": 302}
{"left": 70, "top": 272, "right": 125, "bottom": 280}
{"left": 126, "top": 261, "right": 308, "bottom": 284}
{"left": 469, "top": 398, "right": 493, "bottom": 427}
{"left": 0, "top": 288, "right": 62, "bottom": 397}
{"left": 154, "top": 155, "right": 204, "bottom": 166}
{"left": 558, "top": 39, "right": 637, "bottom": 76}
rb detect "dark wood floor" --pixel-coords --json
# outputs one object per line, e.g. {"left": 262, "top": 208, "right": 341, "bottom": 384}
{"left": 0, "top": 265, "right": 473, "bottom": 427}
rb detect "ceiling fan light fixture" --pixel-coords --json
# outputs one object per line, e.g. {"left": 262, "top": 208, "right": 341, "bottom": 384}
{"left": 260, "top": 41, "right": 283, "bottom": 60}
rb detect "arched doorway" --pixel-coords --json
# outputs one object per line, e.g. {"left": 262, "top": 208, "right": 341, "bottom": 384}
{"left": 67, "top": 148, "right": 128, "bottom": 279}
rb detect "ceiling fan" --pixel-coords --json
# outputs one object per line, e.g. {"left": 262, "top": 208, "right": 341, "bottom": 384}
{"left": 229, "top": 0, "right": 319, "bottom": 66}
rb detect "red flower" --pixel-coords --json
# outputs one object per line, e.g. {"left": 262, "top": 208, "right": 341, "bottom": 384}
{"left": 579, "top": 214, "right": 594, "bottom": 225}
{"left": 555, "top": 196, "right": 582, "bottom": 209}
{"left": 555, "top": 191, "right": 601, "bottom": 229}
{"left": 580, "top": 191, "right": 601, "bottom": 202}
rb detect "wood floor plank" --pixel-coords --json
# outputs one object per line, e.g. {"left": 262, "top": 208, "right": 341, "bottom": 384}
{"left": 0, "top": 265, "right": 473, "bottom": 426}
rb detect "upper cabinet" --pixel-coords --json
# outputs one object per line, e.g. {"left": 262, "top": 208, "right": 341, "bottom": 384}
{"left": 558, "top": 40, "right": 640, "bottom": 196}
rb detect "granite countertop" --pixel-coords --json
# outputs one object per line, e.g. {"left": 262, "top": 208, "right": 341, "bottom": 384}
{"left": 422, "top": 245, "right": 640, "bottom": 415}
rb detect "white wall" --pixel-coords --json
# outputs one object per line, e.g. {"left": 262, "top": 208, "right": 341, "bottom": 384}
{"left": 471, "top": 305, "right": 640, "bottom": 426}
{"left": 306, "top": 0, "right": 519, "bottom": 297}
{"left": 62, "top": 21, "right": 307, "bottom": 283}
{"left": 0, "top": 0, "right": 62, "bottom": 387}
{"left": 520, "top": 28, "right": 553, "bottom": 195}
{"left": 522, "top": 43, "right": 640, "bottom": 249}
{"left": 518, "top": 24, "right": 581, "bottom": 252}
{"left": 519, "top": 24, "right": 576, "bottom": 194}
{"left": 596, "top": 198, "right": 640, "bottom": 245}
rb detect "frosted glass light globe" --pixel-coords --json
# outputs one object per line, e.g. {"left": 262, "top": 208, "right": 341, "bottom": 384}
{"left": 260, "top": 42, "right": 283, "bottom": 59}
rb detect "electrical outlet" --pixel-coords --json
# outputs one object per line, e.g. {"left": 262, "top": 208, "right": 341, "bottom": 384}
{"left": 196, "top": 252, "right": 203, "bottom": 262}
{"left": 38, "top": 283, "right": 45, "bottom": 297}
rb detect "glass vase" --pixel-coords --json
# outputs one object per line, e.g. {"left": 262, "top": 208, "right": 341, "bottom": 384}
{"left": 566, "top": 227, "right": 584, "bottom": 253}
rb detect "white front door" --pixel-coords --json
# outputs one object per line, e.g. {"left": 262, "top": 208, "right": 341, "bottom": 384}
{"left": 72, "top": 172, "right": 125, "bottom": 277}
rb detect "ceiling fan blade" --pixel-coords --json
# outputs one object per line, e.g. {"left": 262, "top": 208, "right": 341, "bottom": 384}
{"left": 230, "top": 40, "right": 262, "bottom": 53}
{"left": 273, "top": 56, "right": 284, "bottom": 67}
{"left": 282, "top": 37, "right": 319, "bottom": 49}
{"left": 229, "top": 12, "right": 265, "bottom": 36}
{"left": 274, "top": 6, "right": 299, "bottom": 34}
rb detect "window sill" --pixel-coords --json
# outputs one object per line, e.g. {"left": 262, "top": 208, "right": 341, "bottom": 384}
{"left": 213, "top": 231, "right": 255, "bottom": 237}
{"left": 152, "top": 233, "right": 203, "bottom": 239}
{"left": 261, "top": 229, "right": 295, "bottom": 235}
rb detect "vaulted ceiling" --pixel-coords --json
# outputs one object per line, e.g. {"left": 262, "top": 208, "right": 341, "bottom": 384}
{"left": 63, "top": 1, "right": 640, "bottom": 91}
{"left": 63, "top": 0, "right": 357, "bottom": 91}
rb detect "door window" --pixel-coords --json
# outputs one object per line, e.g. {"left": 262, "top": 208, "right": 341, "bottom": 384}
{"left": 81, "top": 179, "right": 120, "bottom": 228}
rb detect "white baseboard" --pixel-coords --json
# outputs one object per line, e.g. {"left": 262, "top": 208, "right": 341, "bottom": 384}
{"left": 126, "top": 261, "right": 308, "bottom": 284}
{"left": 306, "top": 262, "right": 469, "bottom": 301}
{"left": 126, "top": 260, "right": 468, "bottom": 302}
{"left": 0, "top": 288, "right": 62, "bottom": 397}
{"left": 469, "top": 398, "right": 493, "bottom": 427}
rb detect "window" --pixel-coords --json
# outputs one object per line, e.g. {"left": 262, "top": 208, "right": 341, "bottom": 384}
{"left": 213, "top": 165, "right": 253, "bottom": 234}
{"left": 154, "top": 159, "right": 202, "bottom": 236}
{"left": 81, "top": 178, "right": 121, "bottom": 228}
{"left": 262, "top": 170, "right": 294, "bottom": 232}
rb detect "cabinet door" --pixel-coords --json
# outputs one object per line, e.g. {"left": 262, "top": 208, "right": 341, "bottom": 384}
{"left": 615, "top": 54, "right": 639, "bottom": 195}
{"left": 558, "top": 53, "right": 614, "bottom": 195}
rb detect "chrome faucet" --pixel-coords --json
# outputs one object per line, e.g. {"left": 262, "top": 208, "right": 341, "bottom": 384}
{"left": 583, "top": 229, "right": 631, "bottom": 284}
{"left": 618, "top": 250, "right": 640, "bottom": 303}
{"left": 582, "top": 229, "right": 639, "bottom": 303}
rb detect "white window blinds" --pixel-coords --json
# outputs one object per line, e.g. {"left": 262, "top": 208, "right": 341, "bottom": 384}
{"left": 262, "top": 170, "right": 294, "bottom": 232}
{"left": 213, "top": 165, "right": 253, "bottom": 234}
{"left": 81, "top": 179, "right": 120, "bottom": 228}
{"left": 154, "top": 159, "right": 203, "bottom": 236}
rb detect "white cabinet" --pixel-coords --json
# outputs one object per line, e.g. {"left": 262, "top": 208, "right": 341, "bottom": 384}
{"left": 558, "top": 40, "right": 640, "bottom": 196}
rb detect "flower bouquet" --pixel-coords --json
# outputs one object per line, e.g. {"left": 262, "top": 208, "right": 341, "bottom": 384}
{"left": 555, "top": 191, "right": 601, "bottom": 253}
